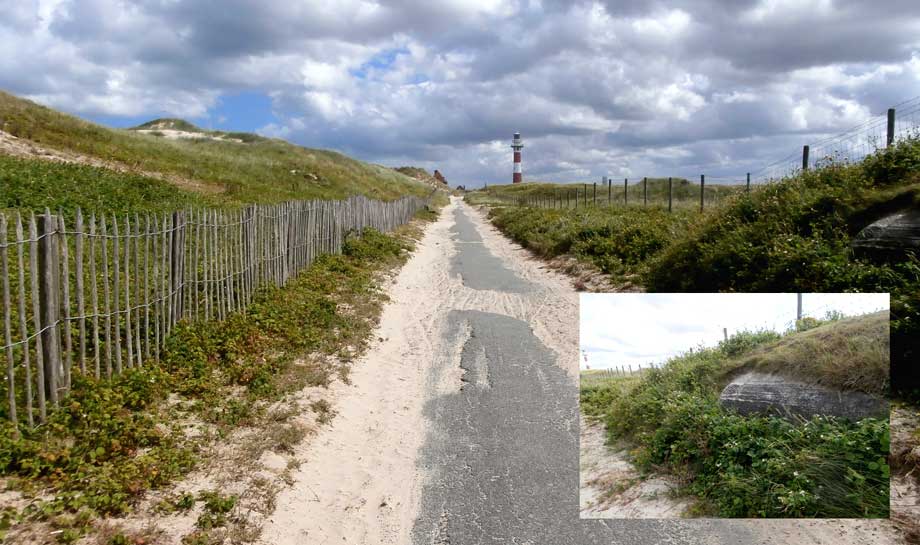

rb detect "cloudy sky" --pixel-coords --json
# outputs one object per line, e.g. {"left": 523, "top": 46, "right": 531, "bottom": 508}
{"left": 579, "top": 293, "right": 889, "bottom": 370}
{"left": 2, "top": 1, "right": 920, "bottom": 186}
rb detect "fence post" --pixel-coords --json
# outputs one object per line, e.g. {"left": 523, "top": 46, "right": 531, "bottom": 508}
{"left": 607, "top": 178, "right": 612, "bottom": 206}
{"left": 643, "top": 177, "right": 647, "bottom": 206}
{"left": 624, "top": 178, "right": 628, "bottom": 205}
{"left": 593, "top": 183, "right": 596, "bottom": 206}
{"left": 668, "top": 177, "right": 673, "bottom": 212}
{"left": 888, "top": 108, "right": 896, "bottom": 147}
{"left": 170, "top": 211, "right": 185, "bottom": 325}
{"left": 746, "top": 172, "right": 751, "bottom": 193}
{"left": 700, "top": 174, "right": 705, "bottom": 212}
{"left": 583, "top": 184, "right": 587, "bottom": 207}
{"left": 802, "top": 145, "right": 810, "bottom": 171}
{"left": 38, "top": 210, "right": 62, "bottom": 406}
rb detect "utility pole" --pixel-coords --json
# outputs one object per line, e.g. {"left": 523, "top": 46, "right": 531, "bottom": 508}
{"left": 796, "top": 293, "right": 803, "bottom": 321}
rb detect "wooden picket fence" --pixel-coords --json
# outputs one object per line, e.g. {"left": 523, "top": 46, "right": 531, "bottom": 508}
{"left": 0, "top": 194, "right": 428, "bottom": 427}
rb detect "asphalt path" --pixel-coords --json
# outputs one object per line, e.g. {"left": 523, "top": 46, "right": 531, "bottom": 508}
{"left": 410, "top": 203, "right": 757, "bottom": 545}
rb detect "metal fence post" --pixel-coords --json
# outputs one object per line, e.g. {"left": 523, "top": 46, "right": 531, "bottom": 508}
{"left": 746, "top": 172, "right": 751, "bottom": 193}
{"left": 888, "top": 108, "right": 896, "bottom": 147}
{"left": 802, "top": 145, "right": 810, "bottom": 171}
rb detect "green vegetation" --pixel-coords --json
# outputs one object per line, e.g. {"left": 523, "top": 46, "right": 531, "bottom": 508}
{"left": 737, "top": 311, "right": 889, "bottom": 395}
{"left": 467, "top": 178, "right": 741, "bottom": 208}
{"left": 0, "top": 223, "right": 424, "bottom": 542}
{"left": 489, "top": 206, "right": 694, "bottom": 284}
{"left": 0, "top": 90, "right": 431, "bottom": 212}
{"left": 581, "top": 319, "right": 890, "bottom": 518}
{"left": 0, "top": 154, "right": 207, "bottom": 216}
{"left": 476, "top": 139, "right": 920, "bottom": 399}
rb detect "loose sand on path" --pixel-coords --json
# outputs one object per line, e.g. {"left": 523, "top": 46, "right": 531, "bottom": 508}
{"left": 259, "top": 197, "right": 580, "bottom": 544}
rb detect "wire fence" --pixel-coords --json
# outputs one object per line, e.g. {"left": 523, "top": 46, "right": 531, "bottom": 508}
{"left": 0, "top": 194, "right": 429, "bottom": 427}
{"left": 499, "top": 96, "right": 920, "bottom": 212}
{"left": 579, "top": 296, "right": 889, "bottom": 383}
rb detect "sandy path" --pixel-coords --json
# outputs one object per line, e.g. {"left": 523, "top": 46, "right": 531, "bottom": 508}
{"left": 258, "top": 208, "right": 448, "bottom": 544}
{"left": 259, "top": 197, "right": 580, "bottom": 544}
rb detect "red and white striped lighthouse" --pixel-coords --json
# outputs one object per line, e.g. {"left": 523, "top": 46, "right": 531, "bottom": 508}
{"left": 511, "top": 132, "right": 523, "bottom": 184}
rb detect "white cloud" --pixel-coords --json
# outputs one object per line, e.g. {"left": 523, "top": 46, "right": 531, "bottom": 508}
{"left": 579, "top": 293, "right": 890, "bottom": 370}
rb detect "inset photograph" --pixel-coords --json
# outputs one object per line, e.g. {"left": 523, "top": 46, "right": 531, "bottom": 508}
{"left": 579, "top": 293, "right": 890, "bottom": 519}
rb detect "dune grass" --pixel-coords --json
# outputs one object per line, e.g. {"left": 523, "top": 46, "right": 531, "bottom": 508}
{"left": 0, "top": 90, "right": 431, "bottom": 212}
{"left": 738, "top": 311, "right": 890, "bottom": 395}
{"left": 0, "top": 154, "right": 210, "bottom": 216}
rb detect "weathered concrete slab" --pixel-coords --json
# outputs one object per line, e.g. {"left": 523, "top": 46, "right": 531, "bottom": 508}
{"left": 852, "top": 208, "right": 920, "bottom": 261}
{"left": 719, "top": 371, "right": 888, "bottom": 421}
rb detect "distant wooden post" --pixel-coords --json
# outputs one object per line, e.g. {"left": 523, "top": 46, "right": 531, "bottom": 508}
{"left": 700, "top": 174, "right": 705, "bottom": 212}
{"left": 888, "top": 108, "right": 896, "bottom": 147}
{"left": 38, "top": 210, "right": 62, "bottom": 406}
{"left": 593, "top": 183, "right": 597, "bottom": 206}
{"left": 746, "top": 172, "right": 751, "bottom": 193}
{"left": 583, "top": 184, "right": 587, "bottom": 207}
{"left": 668, "top": 177, "right": 673, "bottom": 212}
{"left": 624, "top": 178, "right": 628, "bottom": 205}
{"left": 802, "top": 145, "right": 810, "bottom": 171}
{"left": 607, "top": 178, "right": 612, "bottom": 206}
{"left": 723, "top": 327, "right": 728, "bottom": 341}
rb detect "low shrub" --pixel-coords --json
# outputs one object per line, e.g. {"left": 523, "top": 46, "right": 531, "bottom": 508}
{"left": 0, "top": 226, "right": 416, "bottom": 524}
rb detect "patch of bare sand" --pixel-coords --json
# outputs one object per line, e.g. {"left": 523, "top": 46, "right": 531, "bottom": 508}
{"left": 133, "top": 128, "right": 244, "bottom": 143}
{"left": 580, "top": 417, "right": 690, "bottom": 519}
{"left": 258, "top": 202, "right": 455, "bottom": 545}
{"left": 0, "top": 128, "right": 224, "bottom": 194}
{"left": 892, "top": 405, "right": 920, "bottom": 542}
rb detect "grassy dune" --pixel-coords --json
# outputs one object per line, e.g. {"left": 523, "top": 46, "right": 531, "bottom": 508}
{"left": 0, "top": 90, "right": 431, "bottom": 213}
